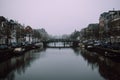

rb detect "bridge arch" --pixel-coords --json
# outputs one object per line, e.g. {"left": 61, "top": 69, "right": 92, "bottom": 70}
{"left": 42, "top": 39, "right": 80, "bottom": 48}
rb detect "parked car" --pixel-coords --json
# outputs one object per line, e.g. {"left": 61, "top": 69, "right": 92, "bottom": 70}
{"left": 10, "top": 42, "right": 18, "bottom": 48}
{"left": 0, "top": 44, "right": 8, "bottom": 50}
{"left": 93, "top": 41, "right": 102, "bottom": 47}
{"left": 10, "top": 42, "right": 22, "bottom": 48}
{"left": 111, "top": 43, "right": 120, "bottom": 50}
{"left": 100, "top": 42, "right": 113, "bottom": 49}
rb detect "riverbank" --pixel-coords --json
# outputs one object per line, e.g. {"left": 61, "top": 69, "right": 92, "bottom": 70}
{"left": 0, "top": 42, "right": 43, "bottom": 63}
{"left": 84, "top": 44, "right": 120, "bottom": 60}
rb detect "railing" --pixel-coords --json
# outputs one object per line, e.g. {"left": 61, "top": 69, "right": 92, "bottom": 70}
{"left": 41, "top": 39, "right": 79, "bottom": 43}
{"left": 41, "top": 39, "right": 80, "bottom": 48}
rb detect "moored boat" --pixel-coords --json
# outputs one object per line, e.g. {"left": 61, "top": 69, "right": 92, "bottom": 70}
{"left": 13, "top": 47, "right": 26, "bottom": 56}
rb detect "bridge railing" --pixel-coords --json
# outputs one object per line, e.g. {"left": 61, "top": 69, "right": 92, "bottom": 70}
{"left": 41, "top": 39, "right": 79, "bottom": 42}
{"left": 41, "top": 39, "right": 80, "bottom": 48}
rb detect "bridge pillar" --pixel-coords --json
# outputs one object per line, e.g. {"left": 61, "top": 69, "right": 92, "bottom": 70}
{"left": 54, "top": 42, "right": 56, "bottom": 47}
{"left": 42, "top": 41, "right": 47, "bottom": 47}
{"left": 72, "top": 41, "right": 79, "bottom": 47}
{"left": 63, "top": 42, "right": 65, "bottom": 47}
{"left": 42, "top": 39, "right": 79, "bottom": 48}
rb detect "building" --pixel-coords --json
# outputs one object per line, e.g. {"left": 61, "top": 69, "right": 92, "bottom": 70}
{"left": 109, "top": 11, "right": 120, "bottom": 42}
{"left": 87, "top": 23, "right": 99, "bottom": 40}
{"left": 25, "top": 26, "right": 33, "bottom": 43}
{"left": 0, "top": 16, "right": 7, "bottom": 44}
{"left": 99, "top": 10, "right": 120, "bottom": 42}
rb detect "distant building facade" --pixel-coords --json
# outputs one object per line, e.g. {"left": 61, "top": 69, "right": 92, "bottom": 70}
{"left": 80, "top": 10, "right": 120, "bottom": 42}
{"left": 99, "top": 10, "right": 120, "bottom": 42}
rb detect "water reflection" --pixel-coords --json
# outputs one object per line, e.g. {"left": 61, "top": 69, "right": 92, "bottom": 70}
{"left": 0, "top": 48, "right": 120, "bottom": 80}
{"left": 0, "top": 48, "right": 44, "bottom": 80}
{"left": 80, "top": 48, "right": 120, "bottom": 80}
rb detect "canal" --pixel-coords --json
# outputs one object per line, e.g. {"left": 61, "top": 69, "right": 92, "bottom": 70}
{"left": 0, "top": 47, "right": 120, "bottom": 80}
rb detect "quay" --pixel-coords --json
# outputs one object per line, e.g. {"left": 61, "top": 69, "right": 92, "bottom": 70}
{"left": 83, "top": 41, "right": 120, "bottom": 60}
{"left": 0, "top": 42, "right": 43, "bottom": 62}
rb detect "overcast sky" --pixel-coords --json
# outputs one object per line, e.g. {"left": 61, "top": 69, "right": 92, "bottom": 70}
{"left": 0, "top": 0, "right": 120, "bottom": 35}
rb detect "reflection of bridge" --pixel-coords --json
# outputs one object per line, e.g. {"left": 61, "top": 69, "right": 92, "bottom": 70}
{"left": 41, "top": 39, "right": 80, "bottom": 48}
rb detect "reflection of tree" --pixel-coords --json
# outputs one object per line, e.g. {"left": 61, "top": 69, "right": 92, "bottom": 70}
{"left": 0, "top": 48, "right": 44, "bottom": 80}
{"left": 72, "top": 48, "right": 81, "bottom": 56}
{"left": 80, "top": 49, "right": 120, "bottom": 80}
{"left": 98, "top": 59, "right": 120, "bottom": 80}
{"left": 80, "top": 49, "right": 99, "bottom": 70}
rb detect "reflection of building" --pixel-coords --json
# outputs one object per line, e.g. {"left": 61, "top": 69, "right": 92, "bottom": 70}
{"left": 0, "top": 49, "right": 41, "bottom": 80}
{"left": 80, "top": 49, "right": 120, "bottom": 80}
{"left": 99, "top": 60, "right": 120, "bottom": 80}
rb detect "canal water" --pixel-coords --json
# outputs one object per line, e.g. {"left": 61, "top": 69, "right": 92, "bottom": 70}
{"left": 0, "top": 47, "right": 120, "bottom": 80}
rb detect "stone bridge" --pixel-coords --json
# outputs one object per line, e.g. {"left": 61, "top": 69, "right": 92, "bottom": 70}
{"left": 41, "top": 39, "right": 80, "bottom": 48}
